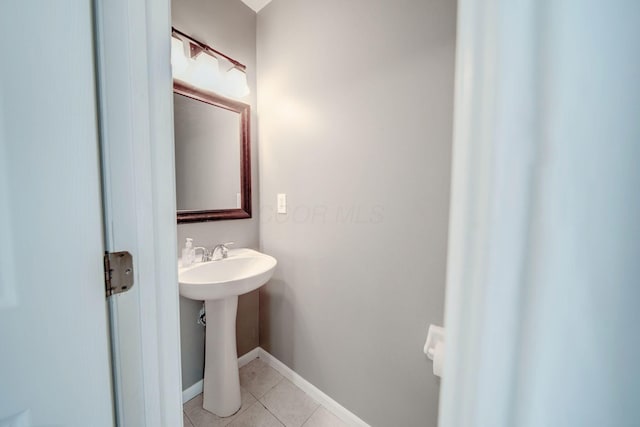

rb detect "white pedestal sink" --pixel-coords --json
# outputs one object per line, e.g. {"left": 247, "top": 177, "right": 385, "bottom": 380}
{"left": 178, "top": 248, "right": 277, "bottom": 417}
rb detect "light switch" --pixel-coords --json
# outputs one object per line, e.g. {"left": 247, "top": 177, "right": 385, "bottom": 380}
{"left": 277, "top": 193, "right": 287, "bottom": 214}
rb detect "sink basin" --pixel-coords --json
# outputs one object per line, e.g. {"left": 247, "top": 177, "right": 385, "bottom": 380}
{"left": 177, "top": 248, "right": 277, "bottom": 417}
{"left": 179, "top": 248, "right": 277, "bottom": 301}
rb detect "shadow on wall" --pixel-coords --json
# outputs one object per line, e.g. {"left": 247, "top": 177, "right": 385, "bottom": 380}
{"left": 259, "top": 278, "right": 293, "bottom": 359}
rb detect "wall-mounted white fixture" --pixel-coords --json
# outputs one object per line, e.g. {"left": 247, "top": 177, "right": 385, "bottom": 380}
{"left": 226, "top": 66, "right": 250, "bottom": 98}
{"left": 191, "top": 53, "right": 222, "bottom": 93}
{"left": 424, "top": 324, "right": 445, "bottom": 378}
{"left": 171, "top": 36, "right": 189, "bottom": 77}
{"left": 171, "top": 27, "right": 250, "bottom": 99}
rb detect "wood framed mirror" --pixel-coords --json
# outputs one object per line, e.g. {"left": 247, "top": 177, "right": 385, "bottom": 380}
{"left": 173, "top": 80, "right": 251, "bottom": 223}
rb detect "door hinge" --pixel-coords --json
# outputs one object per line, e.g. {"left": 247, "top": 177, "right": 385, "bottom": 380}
{"left": 104, "top": 251, "right": 134, "bottom": 297}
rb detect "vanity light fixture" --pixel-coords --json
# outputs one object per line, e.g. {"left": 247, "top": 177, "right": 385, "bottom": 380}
{"left": 171, "top": 36, "right": 189, "bottom": 77}
{"left": 191, "top": 53, "right": 222, "bottom": 92}
{"left": 226, "top": 66, "right": 250, "bottom": 98}
{"left": 171, "top": 27, "right": 250, "bottom": 99}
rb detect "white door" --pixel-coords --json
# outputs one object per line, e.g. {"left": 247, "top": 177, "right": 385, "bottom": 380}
{"left": 439, "top": 1, "right": 640, "bottom": 426}
{"left": 93, "top": 0, "right": 183, "bottom": 425}
{"left": 0, "top": 1, "right": 115, "bottom": 426}
{"left": 0, "top": 1, "right": 182, "bottom": 426}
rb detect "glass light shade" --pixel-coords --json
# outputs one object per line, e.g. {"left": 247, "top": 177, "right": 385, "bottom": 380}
{"left": 191, "top": 53, "right": 223, "bottom": 92}
{"left": 226, "top": 67, "right": 250, "bottom": 98}
{"left": 171, "top": 37, "right": 189, "bottom": 78}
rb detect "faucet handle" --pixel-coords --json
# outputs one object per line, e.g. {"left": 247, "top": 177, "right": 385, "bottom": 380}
{"left": 212, "top": 242, "right": 234, "bottom": 260}
{"left": 220, "top": 242, "right": 234, "bottom": 258}
{"left": 193, "top": 246, "right": 208, "bottom": 262}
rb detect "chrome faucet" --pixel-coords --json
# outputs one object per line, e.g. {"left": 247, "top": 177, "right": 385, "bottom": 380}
{"left": 211, "top": 242, "right": 234, "bottom": 261}
{"left": 193, "top": 246, "right": 213, "bottom": 262}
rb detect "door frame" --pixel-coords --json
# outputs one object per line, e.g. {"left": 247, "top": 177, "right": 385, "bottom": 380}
{"left": 439, "top": 1, "right": 640, "bottom": 426}
{"left": 438, "top": 0, "right": 539, "bottom": 426}
{"left": 94, "top": 0, "right": 183, "bottom": 425}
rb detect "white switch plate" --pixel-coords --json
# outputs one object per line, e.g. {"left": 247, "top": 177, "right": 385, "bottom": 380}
{"left": 277, "top": 193, "right": 287, "bottom": 214}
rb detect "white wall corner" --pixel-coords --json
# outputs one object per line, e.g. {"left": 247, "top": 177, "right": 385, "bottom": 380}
{"left": 182, "top": 380, "right": 204, "bottom": 404}
{"left": 239, "top": 0, "right": 272, "bottom": 13}
{"left": 256, "top": 348, "right": 371, "bottom": 427}
{"left": 182, "top": 347, "right": 370, "bottom": 426}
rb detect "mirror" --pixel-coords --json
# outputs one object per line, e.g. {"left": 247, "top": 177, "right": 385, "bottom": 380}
{"left": 173, "top": 80, "right": 251, "bottom": 222}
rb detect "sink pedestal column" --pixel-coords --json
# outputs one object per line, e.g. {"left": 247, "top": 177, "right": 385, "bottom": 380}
{"left": 203, "top": 296, "right": 241, "bottom": 417}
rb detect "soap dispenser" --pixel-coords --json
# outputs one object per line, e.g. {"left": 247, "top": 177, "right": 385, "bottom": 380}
{"left": 182, "top": 238, "right": 194, "bottom": 267}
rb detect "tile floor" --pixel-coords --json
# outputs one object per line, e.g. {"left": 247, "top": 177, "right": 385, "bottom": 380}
{"left": 183, "top": 358, "right": 348, "bottom": 427}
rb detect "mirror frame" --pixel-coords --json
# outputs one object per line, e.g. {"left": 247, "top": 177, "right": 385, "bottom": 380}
{"left": 173, "top": 80, "right": 251, "bottom": 223}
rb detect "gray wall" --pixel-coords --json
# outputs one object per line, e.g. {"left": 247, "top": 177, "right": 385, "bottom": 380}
{"left": 172, "top": 0, "right": 259, "bottom": 391}
{"left": 256, "top": 1, "right": 456, "bottom": 426}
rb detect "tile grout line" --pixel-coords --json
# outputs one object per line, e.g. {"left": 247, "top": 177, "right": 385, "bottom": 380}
{"left": 245, "top": 400, "right": 286, "bottom": 427}
{"left": 252, "top": 364, "right": 285, "bottom": 401}
{"left": 183, "top": 410, "right": 195, "bottom": 427}
{"left": 299, "top": 404, "right": 321, "bottom": 427}
{"left": 257, "top": 376, "right": 322, "bottom": 427}
{"left": 187, "top": 354, "right": 344, "bottom": 427}
{"left": 244, "top": 359, "right": 288, "bottom": 426}
{"left": 222, "top": 388, "right": 256, "bottom": 427}
{"left": 256, "top": 348, "right": 369, "bottom": 426}
{"left": 258, "top": 400, "right": 286, "bottom": 427}
{"left": 251, "top": 379, "right": 282, "bottom": 426}
{"left": 221, "top": 408, "right": 235, "bottom": 427}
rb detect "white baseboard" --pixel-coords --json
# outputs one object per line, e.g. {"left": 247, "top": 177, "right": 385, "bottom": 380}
{"left": 181, "top": 347, "right": 370, "bottom": 427}
{"left": 238, "top": 347, "right": 261, "bottom": 368}
{"left": 182, "top": 379, "right": 203, "bottom": 404}
{"left": 256, "top": 348, "right": 370, "bottom": 427}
